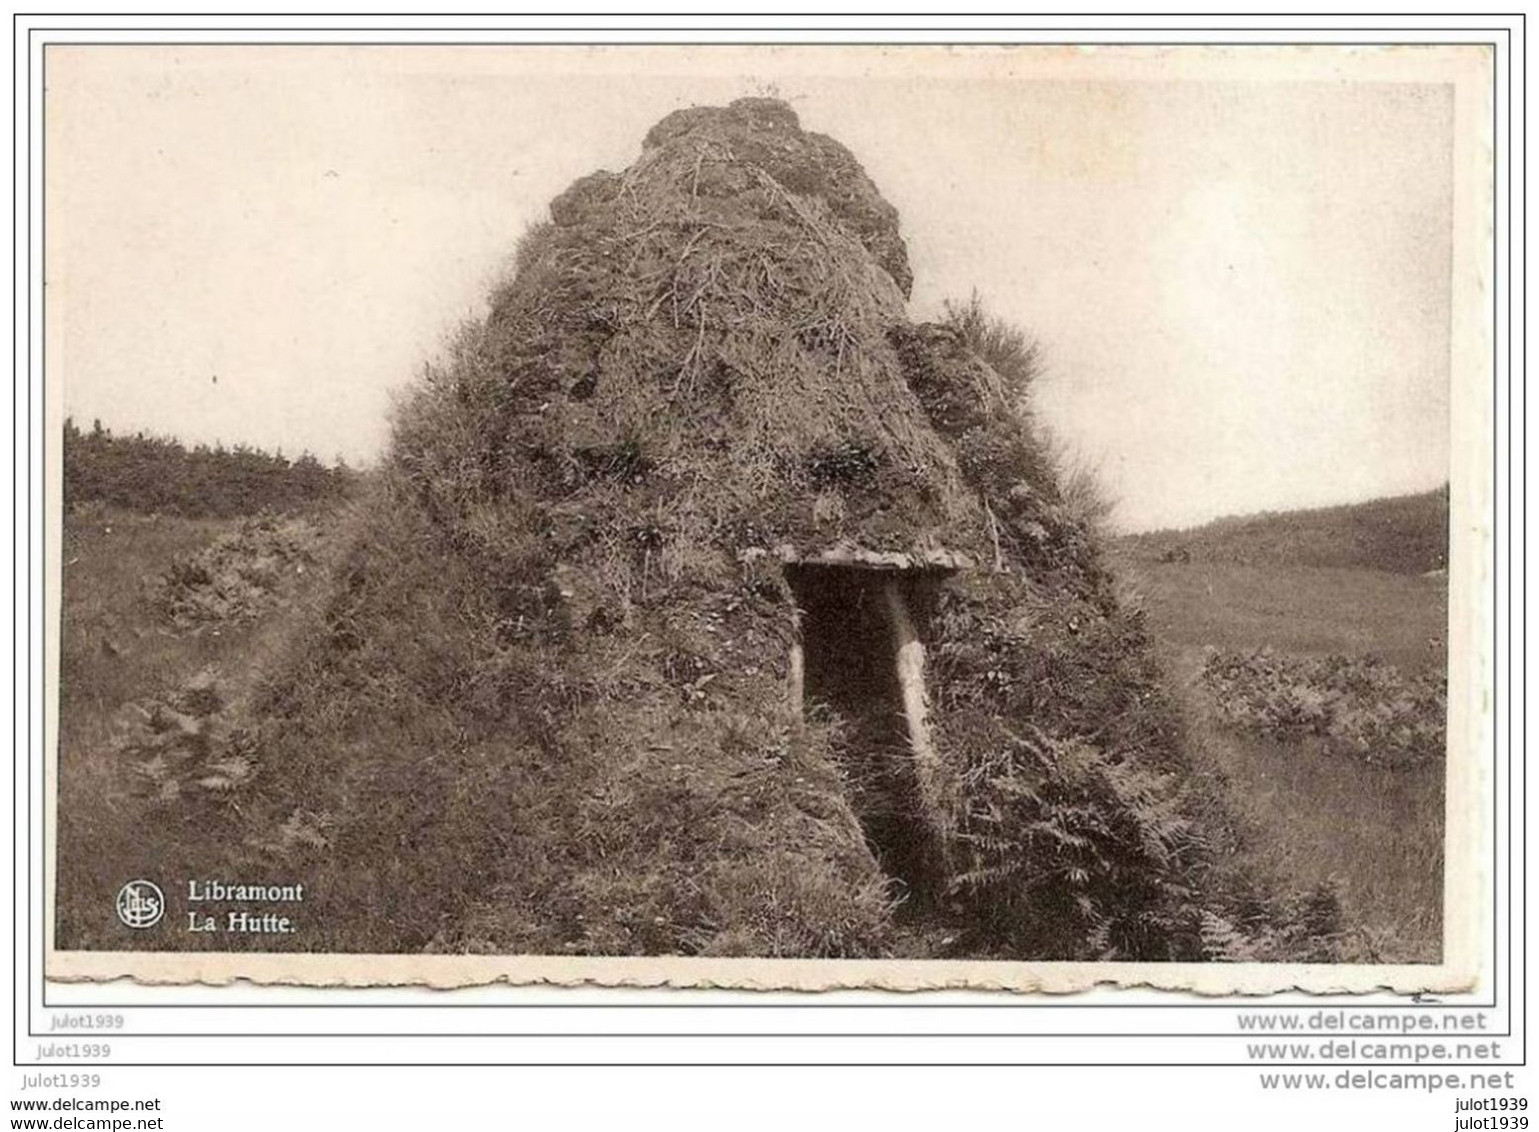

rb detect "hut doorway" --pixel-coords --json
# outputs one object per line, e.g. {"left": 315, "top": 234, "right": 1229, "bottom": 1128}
{"left": 784, "top": 564, "right": 945, "bottom": 904}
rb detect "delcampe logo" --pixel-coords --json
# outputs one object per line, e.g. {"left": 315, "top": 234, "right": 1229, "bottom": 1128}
{"left": 114, "top": 880, "right": 165, "bottom": 929}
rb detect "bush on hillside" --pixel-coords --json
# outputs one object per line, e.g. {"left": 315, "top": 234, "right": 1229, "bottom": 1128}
{"left": 114, "top": 667, "right": 258, "bottom": 804}
{"left": 1199, "top": 649, "right": 1446, "bottom": 768}
{"left": 153, "top": 514, "right": 324, "bottom": 628}
{"left": 943, "top": 292, "right": 1044, "bottom": 406}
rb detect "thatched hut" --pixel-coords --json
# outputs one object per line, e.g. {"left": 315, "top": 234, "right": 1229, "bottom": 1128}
{"left": 254, "top": 98, "right": 1210, "bottom": 960}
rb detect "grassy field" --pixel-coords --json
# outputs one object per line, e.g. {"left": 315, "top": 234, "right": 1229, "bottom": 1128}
{"left": 1113, "top": 553, "right": 1447, "bottom": 963}
{"left": 1123, "top": 559, "right": 1447, "bottom": 674}
{"left": 54, "top": 504, "right": 340, "bottom": 950}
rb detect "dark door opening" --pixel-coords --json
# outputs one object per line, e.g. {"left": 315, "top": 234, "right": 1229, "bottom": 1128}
{"left": 784, "top": 563, "right": 944, "bottom": 906}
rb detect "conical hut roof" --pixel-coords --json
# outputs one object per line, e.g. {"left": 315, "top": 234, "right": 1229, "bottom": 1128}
{"left": 407, "top": 96, "right": 1035, "bottom": 574}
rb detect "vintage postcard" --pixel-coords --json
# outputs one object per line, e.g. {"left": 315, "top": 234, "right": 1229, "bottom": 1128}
{"left": 43, "top": 44, "right": 1493, "bottom": 993}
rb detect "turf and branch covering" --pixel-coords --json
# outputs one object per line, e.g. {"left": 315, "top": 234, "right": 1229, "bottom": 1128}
{"left": 233, "top": 99, "right": 1305, "bottom": 960}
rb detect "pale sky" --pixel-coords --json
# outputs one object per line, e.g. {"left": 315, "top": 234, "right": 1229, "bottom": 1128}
{"left": 47, "top": 46, "right": 1461, "bottom": 531}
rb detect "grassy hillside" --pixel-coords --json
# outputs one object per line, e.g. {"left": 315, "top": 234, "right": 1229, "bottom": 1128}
{"left": 55, "top": 505, "right": 346, "bottom": 950}
{"left": 1119, "top": 487, "right": 1449, "bottom": 575}
{"left": 56, "top": 425, "right": 361, "bottom": 949}
{"left": 1112, "top": 541, "right": 1447, "bottom": 962}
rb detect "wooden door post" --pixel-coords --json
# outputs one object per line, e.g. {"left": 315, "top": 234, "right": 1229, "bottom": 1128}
{"left": 879, "top": 578, "right": 942, "bottom": 821}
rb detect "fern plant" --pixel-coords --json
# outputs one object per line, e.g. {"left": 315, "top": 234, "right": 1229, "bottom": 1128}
{"left": 944, "top": 724, "right": 1202, "bottom": 960}
{"left": 1198, "top": 878, "right": 1346, "bottom": 963}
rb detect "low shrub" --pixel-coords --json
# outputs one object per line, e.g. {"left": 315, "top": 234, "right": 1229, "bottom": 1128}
{"left": 153, "top": 514, "right": 323, "bottom": 628}
{"left": 113, "top": 666, "right": 257, "bottom": 805}
{"left": 1199, "top": 649, "right": 1446, "bottom": 768}
{"left": 942, "top": 291, "right": 1043, "bottom": 406}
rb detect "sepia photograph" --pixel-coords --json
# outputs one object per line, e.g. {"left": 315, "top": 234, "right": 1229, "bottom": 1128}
{"left": 42, "top": 44, "right": 1492, "bottom": 992}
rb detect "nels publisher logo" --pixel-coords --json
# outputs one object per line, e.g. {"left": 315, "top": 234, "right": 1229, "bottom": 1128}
{"left": 115, "top": 880, "right": 164, "bottom": 929}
